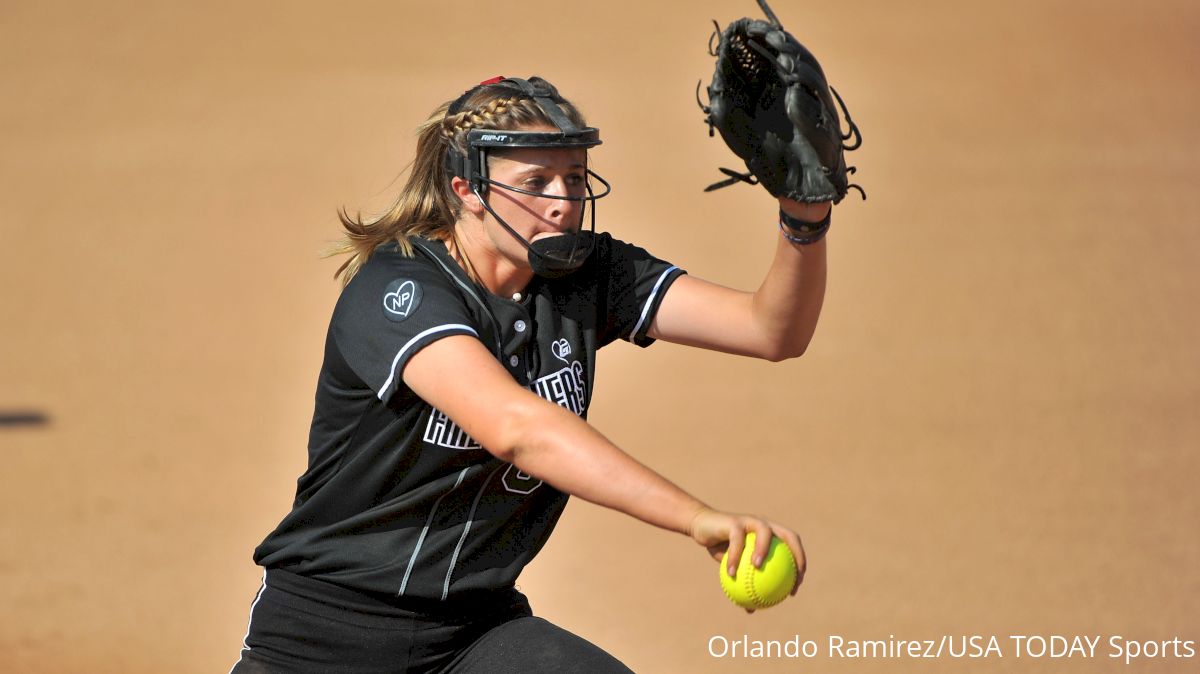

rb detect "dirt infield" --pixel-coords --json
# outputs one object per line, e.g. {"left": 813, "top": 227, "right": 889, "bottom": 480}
{"left": 2, "top": 1, "right": 1197, "bottom": 672}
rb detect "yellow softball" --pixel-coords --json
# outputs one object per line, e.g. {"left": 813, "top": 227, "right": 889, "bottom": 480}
{"left": 719, "top": 533, "right": 797, "bottom": 610}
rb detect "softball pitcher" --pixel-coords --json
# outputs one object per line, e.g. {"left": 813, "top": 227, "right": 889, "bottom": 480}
{"left": 230, "top": 3, "right": 860, "bottom": 670}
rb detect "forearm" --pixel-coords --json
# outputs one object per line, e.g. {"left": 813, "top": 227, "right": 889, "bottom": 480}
{"left": 645, "top": 204, "right": 829, "bottom": 360}
{"left": 500, "top": 398, "right": 708, "bottom": 536}
{"left": 748, "top": 202, "right": 829, "bottom": 359}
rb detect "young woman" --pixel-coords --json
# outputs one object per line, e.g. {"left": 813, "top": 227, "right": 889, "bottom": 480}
{"left": 230, "top": 76, "right": 830, "bottom": 673}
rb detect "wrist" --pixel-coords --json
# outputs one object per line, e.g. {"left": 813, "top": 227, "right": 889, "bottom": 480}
{"left": 685, "top": 504, "right": 714, "bottom": 539}
{"left": 778, "top": 208, "right": 831, "bottom": 245}
{"left": 779, "top": 199, "right": 831, "bottom": 222}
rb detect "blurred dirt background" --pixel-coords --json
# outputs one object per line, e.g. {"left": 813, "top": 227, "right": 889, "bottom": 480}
{"left": 1, "top": 1, "right": 1197, "bottom": 672}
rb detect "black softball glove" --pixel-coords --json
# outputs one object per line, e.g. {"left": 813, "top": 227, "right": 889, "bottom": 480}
{"left": 699, "top": 0, "right": 863, "bottom": 204}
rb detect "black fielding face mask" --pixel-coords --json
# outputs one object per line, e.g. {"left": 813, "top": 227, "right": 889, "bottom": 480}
{"left": 443, "top": 77, "right": 612, "bottom": 279}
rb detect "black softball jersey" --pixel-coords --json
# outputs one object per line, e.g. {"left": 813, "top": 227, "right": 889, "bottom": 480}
{"left": 252, "top": 234, "right": 685, "bottom": 602}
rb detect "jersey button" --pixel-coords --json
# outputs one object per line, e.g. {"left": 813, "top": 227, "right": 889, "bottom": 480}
{"left": 514, "top": 320, "right": 527, "bottom": 333}
{"left": 509, "top": 355, "right": 519, "bottom": 367}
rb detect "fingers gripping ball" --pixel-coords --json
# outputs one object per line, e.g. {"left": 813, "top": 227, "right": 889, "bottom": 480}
{"left": 719, "top": 533, "right": 797, "bottom": 610}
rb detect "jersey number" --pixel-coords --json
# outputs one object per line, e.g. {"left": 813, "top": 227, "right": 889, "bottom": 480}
{"left": 501, "top": 465, "right": 542, "bottom": 494}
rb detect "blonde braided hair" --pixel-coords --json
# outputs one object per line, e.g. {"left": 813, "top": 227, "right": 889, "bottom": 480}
{"left": 440, "top": 96, "right": 545, "bottom": 141}
{"left": 329, "top": 81, "right": 588, "bottom": 284}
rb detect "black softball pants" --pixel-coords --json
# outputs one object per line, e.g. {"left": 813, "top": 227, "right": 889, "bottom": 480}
{"left": 228, "top": 568, "right": 634, "bottom": 674}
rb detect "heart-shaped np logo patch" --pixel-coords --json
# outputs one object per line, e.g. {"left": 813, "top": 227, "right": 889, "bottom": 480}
{"left": 382, "top": 279, "right": 421, "bottom": 321}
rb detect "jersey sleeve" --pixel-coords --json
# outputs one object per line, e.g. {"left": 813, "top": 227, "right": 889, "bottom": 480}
{"left": 598, "top": 234, "right": 687, "bottom": 348}
{"left": 329, "top": 249, "right": 480, "bottom": 402}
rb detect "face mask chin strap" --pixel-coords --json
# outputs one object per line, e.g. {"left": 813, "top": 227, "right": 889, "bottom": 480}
{"left": 468, "top": 176, "right": 600, "bottom": 278}
{"left": 469, "top": 170, "right": 609, "bottom": 279}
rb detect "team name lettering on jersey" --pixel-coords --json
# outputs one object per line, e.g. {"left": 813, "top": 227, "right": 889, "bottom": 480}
{"left": 423, "top": 357, "right": 587, "bottom": 450}
{"left": 530, "top": 361, "right": 586, "bottom": 416}
{"left": 422, "top": 411, "right": 480, "bottom": 450}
